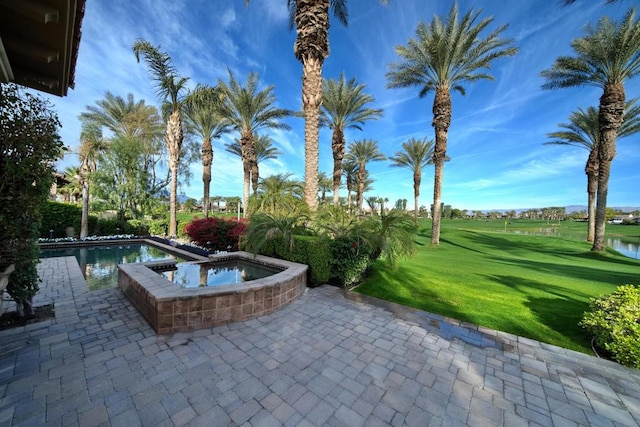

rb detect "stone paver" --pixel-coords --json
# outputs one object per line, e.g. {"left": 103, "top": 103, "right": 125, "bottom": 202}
{"left": 0, "top": 256, "right": 638, "bottom": 426}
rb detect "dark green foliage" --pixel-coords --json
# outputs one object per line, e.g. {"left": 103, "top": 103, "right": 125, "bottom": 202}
{"left": 267, "top": 235, "right": 332, "bottom": 286}
{"left": 0, "top": 83, "right": 64, "bottom": 316}
{"left": 580, "top": 284, "right": 640, "bottom": 368}
{"left": 329, "top": 236, "right": 372, "bottom": 287}
{"left": 41, "top": 202, "right": 85, "bottom": 237}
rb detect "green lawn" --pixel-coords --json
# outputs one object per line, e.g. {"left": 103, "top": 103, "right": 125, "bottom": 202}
{"left": 355, "top": 219, "right": 640, "bottom": 353}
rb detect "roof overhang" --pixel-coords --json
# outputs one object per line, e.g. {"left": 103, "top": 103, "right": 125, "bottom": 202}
{"left": 0, "top": 0, "right": 85, "bottom": 97}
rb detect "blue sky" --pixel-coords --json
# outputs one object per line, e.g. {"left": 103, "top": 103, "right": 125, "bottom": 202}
{"left": 44, "top": 0, "right": 640, "bottom": 211}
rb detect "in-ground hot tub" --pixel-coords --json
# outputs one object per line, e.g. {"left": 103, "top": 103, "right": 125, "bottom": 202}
{"left": 118, "top": 251, "right": 308, "bottom": 333}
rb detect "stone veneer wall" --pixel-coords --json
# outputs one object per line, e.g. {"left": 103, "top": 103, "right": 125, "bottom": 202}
{"left": 118, "top": 252, "right": 308, "bottom": 334}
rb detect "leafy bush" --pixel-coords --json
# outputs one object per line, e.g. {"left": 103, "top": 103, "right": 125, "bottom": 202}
{"left": 580, "top": 284, "right": 640, "bottom": 368}
{"left": 329, "top": 236, "right": 372, "bottom": 287}
{"left": 264, "top": 235, "right": 332, "bottom": 286}
{"left": 40, "top": 201, "right": 83, "bottom": 238}
{"left": 184, "top": 217, "right": 247, "bottom": 252}
{"left": 1, "top": 84, "right": 64, "bottom": 316}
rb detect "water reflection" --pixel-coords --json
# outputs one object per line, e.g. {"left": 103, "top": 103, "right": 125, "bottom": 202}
{"left": 40, "top": 244, "right": 190, "bottom": 290}
{"left": 162, "top": 260, "right": 281, "bottom": 288}
{"left": 507, "top": 229, "right": 640, "bottom": 259}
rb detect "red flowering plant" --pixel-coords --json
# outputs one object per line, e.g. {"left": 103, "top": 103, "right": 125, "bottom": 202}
{"left": 184, "top": 217, "right": 247, "bottom": 252}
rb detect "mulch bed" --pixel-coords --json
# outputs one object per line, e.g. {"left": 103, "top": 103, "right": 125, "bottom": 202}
{"left": 0, "top": 304, "right": 55, "bottom": 331}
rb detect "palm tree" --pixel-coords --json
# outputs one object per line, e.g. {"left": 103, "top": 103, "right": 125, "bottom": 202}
{"left": 389, "top": 137, "right": 437, "bottom": 219}
{"left": 317, "top": 171, "right": 333, "bottom": 203}
{"left": 541, "top": 8, "right": 640, "bottom": 251}
{"left": 386, "top": 4, "right": 517, "bottom": 245}
{"left": 77, "top": 123, "right": 106, "bottom": 239}
{"left": 545, "top": 100, "right": 640, "bottom": 242}
{"left": 321, "top": 73, "right": 383, "bottom": 205}
{"left": 184, "top": 84, "right": 229, "bottom": 217}
{"left": 345, "top": 139, "right": 386, "bottom": 214}
{"left": 342, "top": 160, "right": 358, "bottom": 212}
{"left": 59, "top": 166, "right": 82, "bottom": 203}
{"left": 226, "top": 133, "right": 283, "bottom": 196}
{"left": 133, "top": 39, "right": 189, "bottom": 237}
{"left": 79, "top": 92, "right": 162, "bottom": 139}
{"left": 217, "top": 70, "right": 291, "bottom": 218}
{"left": 287, "top": 0, "right": 347, "bottom": 212}
{"left": 254, "top": 173, "right": 305, "bottom": 215}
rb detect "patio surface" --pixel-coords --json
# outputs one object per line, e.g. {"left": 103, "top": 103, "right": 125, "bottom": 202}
{"left": 0, "top": 256, "right": 639, "bottom": 426}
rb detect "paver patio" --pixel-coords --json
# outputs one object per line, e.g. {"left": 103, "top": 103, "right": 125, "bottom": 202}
{"left": 0, "top": 256, "right": 639, "bottom": 426}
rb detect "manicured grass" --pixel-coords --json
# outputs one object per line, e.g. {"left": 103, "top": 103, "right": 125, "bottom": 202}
{"left": 355, "top": 219, "right": 640, "bottom": 353}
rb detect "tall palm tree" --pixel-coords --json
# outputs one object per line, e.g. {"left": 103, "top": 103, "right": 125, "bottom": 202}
{"left": 321, "top": 73, "right": 383, "bottom": 205}
{"left": 183, "top": 84, "right": 230, "bottom": 217}
{"left": 317, "top": 171, "right": 333, "bottom": 203}
{"left": 287, "top": 0, "right": 347, "bottom": 212}
{"left": 79, "top": 92, "right": 161, "bottom": 139}
{"left": 59, "top": 166, "right": 82, "bottom": 203}
{"left": 541, "top": 8, "right": 640, "bottom": 251}
{"left": 226, "top": 133, "right": 283, "bottom": 196}
{"left": 77, "top": 123, "right": 106, "bottom": 239}
{"left": 545, "top": 100, "right": 640, "bottom": 242}
{"left": 342, "top": 160, "right": 358, "bottom": 211}
{"left": 133, "top": 39, "right": 189, "bottom": 237}
{"left": 386, "top": 4, "right": 517, "bottom": 245}
{"left": 390, "top": 137, "right": 440, "bottom": 220}
{"left": 217, "top": 70, "right": 291, "bottom": 217}
{"left": 345, "top": 139, "right": 386, "bottom": 214}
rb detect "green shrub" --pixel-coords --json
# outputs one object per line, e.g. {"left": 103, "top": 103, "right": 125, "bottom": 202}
{"left": 329, "top": 236, "right": 372, "bottom": 287}
{"left": 580, "top": 284, "right": 640, "bottom": 368}
{"left": 40, "top": 201, "right": 82, "bottom": 237}
{"left": 267, "top": 235, "right": 332, "bottom": 286}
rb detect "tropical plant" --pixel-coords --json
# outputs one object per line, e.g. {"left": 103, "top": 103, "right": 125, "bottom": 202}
{"left": 342, "top": 160, "right": 358, "bottom": 211}
{"left": 541, "top": 8, "right": 640, "bottom": 251}
{"left": 345, "top": 139, "right": 386, "bottom": 214}
{"left": 183, "top": 84, "right": 230, "bottom": 217}
{"left": 226, "top": 132, "right": 283, "bottom": 195}
{"left": 241, "top": 211, "right": 309, "bottom": 254}
{"left": 59, "top": 166, "right": 82, "bottom": 204}
{"left": 251, "top": 173, "right": 305, "bottom": 216}
{"left": 389, "top": 137, "right": 438, "bottom": 219}
{"left": 362, "top": 209, "right": 417, "bottom": 268}
{"left": 321, "top": 73, "right": 383, "bottom": 205}
{"left": 0, "top": 83, "right": 64, "bottom": 316}
{"left": 217, "top": 70, "right": 291, "bottom": 217}
{"left": 387, "top": 4, "right": 517, "bottom": 245}
{"left": 545, "top": 100, "right": 640, "bottom": 242}
{"left": 133, "top": 39, "right": 189, "bottom": 237}
{"left": 77, "top": 123, "right": 107, "bottom": 239}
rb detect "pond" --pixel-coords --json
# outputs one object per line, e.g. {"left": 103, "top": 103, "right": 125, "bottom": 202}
{"left": 40, "top": 243, "right": 192, "bottom": 290}
{"left": 508, "top": 228, "right": 640, "bottom": 259}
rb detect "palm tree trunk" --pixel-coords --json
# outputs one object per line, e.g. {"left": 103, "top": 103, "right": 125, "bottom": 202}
{"left": 167, "top": 110, "right": 183, "bottom": 237}
{"left": 332, "top": 128, "right": 344, "bottom": 205}
{"left": 413, "top": 171, "right": 421, "bottom": 220}
{"left": 357, "top": 163, "right": 366, "bottom": 214}
{"left": 592, "top": 83, "right": 624, "bottom": 251}
{"left": 431, "top": 87, "right": 451, "bottom": 245}
{"left": 80, "top": 176, "right": 90, "bottom": 239}
{"left": 585, "top": 146, "right": 598, "bottom": 242}
{"left": 240, "top": 132, "right": 252, "bottom": 218}
{"left": 251, "top": 161, "right": 259, "bottom": 196}
{"left": 202, "top": 138, "right": 213, "bottom": 218}
{"left": 302, "top": 57, "right": 323, "bottom": 212}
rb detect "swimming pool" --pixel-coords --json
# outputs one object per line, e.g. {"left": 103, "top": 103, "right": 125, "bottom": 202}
{"left": 40, "top": 241, "right": 195, "bottom": 290}
{"left": 161, "top": 260, "right": 282, "bottom": 288}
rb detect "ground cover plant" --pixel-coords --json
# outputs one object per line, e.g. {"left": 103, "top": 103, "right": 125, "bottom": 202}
{"left": 355, "top": 219, "right": 640, "bottom": 353}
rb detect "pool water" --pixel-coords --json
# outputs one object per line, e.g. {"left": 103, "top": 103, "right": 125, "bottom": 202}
{"left": 40, "top": 244, "right": 190, "bottom": 290}
{"left": 161, "top": 260, "right": 282, "bottom": 288}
